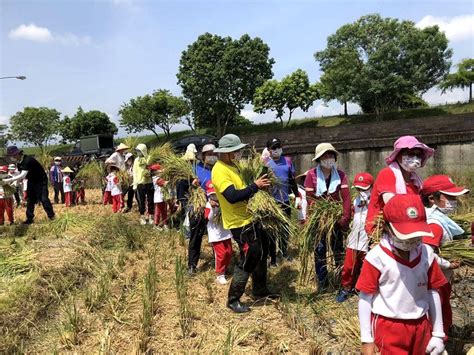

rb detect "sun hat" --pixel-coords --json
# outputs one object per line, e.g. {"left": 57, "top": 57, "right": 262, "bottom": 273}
{"left": 353, "top": 172, "right": 374, "bottom": 190}
{"left": 312, "top": 143, "right": 338, "bottom": 162}
{"left": 6, "top": 146, "right": 23, "bottom": 156}
{"left": 186, "top": 144, "right": 197, "bottom": 153}
{"left": 385, "top": 136, "right": 434, "bottom": 166}
{"left": 383, "top": 194, "right": 433, "bottom": 240}
{"left": 62, "top": 167, "right": 74, "bottom": 174}
{"left": 0, "top": 166, "right": 8, "bottom": 173}
{"left": 422, "top": 175, "right": 469, "bottom": 197}
{"left": 205, "top": 181, "right": 216, "bottom": 196}
{"left": 124, "top": 152, "right": 134, "bottom": 162}
{"left": 54, "top": 156, "right": 62, "bottom": 162}
{"left": 213, "top": 134, "right": 248, "bottom": 153}
{"left": 266, "top": 138, "right": 282, "bottom": 149}
{"left": 148, "top": 164, "right": 162, "bottom": 172}
{"left": 115, "top": 143, "right": 130, "bottom": 152}
{"left": 202, "top": 144, "right": 216, "bottom": 154}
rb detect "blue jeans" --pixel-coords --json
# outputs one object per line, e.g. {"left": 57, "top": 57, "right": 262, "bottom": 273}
{"left": 314, "top": 225, "right": 344, "bottom": 285}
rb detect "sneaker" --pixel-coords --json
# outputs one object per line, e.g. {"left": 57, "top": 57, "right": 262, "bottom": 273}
{"left": 335, "top": 289, "right": 351, "bottom": 303}
{"left": 148, "top": 215, "right": 154, "bottom": 225}
{"left": 162, "top": 225, "right": 169, "bottom": 231}
{"left": 187, "top": 266, "right": 197, "bottom": 276}
{"left": 216, "top": 275, "right": 228, "bottom": 285}
{"left": 139, "top": 216, "right": 147, "bottom": 225}
{"left": 153, "top": 225, "right": 163, "bottom": 231}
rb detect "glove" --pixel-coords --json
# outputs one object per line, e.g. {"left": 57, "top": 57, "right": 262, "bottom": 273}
{"left": 133, "top": 184, "right": 137, "bottom": 191}
{"left": 425, "top": 336, "right": 445, "bottom": 354}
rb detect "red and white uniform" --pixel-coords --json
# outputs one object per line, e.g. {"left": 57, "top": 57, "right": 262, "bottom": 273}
{"left": 296, "top": 186, "right": 307, "bottom": 222}
{"left": 63, "top": 175, "right": 73, "bottom": 207}
{"left": 153, "top": 175, "right": 168, "bottom": 226}
{"left": 103, "top": 173, "right": 113, "bottom": 205}
{"left": 205, "top": 201, "right": 233, "bottom": 275}
{"left": 0, "top": 185, "right": 14, "bottom": 225}
{"left": 356, "top": 237, "right": 447, "bottom": 354}
{"left": 108, "top": 173, "right": 122, "bottom": 213}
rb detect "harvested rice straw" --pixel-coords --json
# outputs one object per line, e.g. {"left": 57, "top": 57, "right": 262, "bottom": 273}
{"left": 1, "top": 184, "right": 17, "bottom": 196}
{"left": 36, "top": 150, "right": 53, "bottom": 171}
{"left": 451, "top": 212, "right": 474, "bottom": 234}
{"left": 370, "top": 215, "right": 384, "bottom": 245}
{"left": 440, "top": 239, "right": 474, "bottom": 267}
{"left": 188, "top": 187, "right": 207, "bottom": 215}
{"left": 160, "top": 153, "right": 196, "bottom": 187}
{"left": 122, "top": 136, "right": 141, "bottom": 151}
{"left": 299, "top": 199, "right": 342, "bottom": 284}
{"left": 76, "top": 161, "right": 106, "bottom": 189}
{"left": 148, "top": 142, "right": 176, "bottom": 164}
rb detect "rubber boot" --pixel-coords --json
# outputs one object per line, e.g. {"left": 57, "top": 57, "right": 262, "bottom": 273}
{"left": 227, "top": 266, "right": 250, "bottom": 304}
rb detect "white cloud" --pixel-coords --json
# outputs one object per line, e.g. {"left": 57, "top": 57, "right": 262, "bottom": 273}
{"left": 416, "top": 15, "right": 474, "bottom": 41}
{"left": 313, "top": 103, "right": 339, "bottom": 117}
{"left": 240, "top": 109, "right": 259, "bottom": 121}
{"left": 0, "top": 115, "right": 9, "bottom": 125}
{"left": 423, "top": 87, "right": 469, "bottom": 105}
{"left": 8, "top": 23, "right": 52, "bottom": 42}
{"left": 9, "top": 23, "right": 90, "bottom": 46}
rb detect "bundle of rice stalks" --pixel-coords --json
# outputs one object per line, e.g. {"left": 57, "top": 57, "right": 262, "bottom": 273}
{"left": 440, "top": 239, "right": 474, "bottom": 267}
{"left": 122, "top": 136, "right": 141, "bottom": 151}
{"left": 235, "top": 149, "right": 276, "bottom": 186}
{"left": 0, "top": 248, "right": 35, "bottom": 278}
{"left": 299, "top": 199, "right": 342, "bottom": 284}
{"left": 188, "top": 187, "right": 207, "bottom": 215}
{"left": 160, "top": 152, "right": 196, "bottom": 186}
{"left": 50, "top": 212, "right": 86, "bottom": 238}
{"left": 76, "top": 160, "right": 105, "bottom": 189}
{"left": 36, "top": 150, "right": 53, "bottom": 171}
{"left": 1, "top": 184, "right": 17, "bottom": 197}
{"left": 148, "top": 142, "right": 176, "bottom": 164}
{"left": 370, "top": 215, "right": 385, "bottom": 245}
{"left": 451, "top": 212, "right": 474, "bottom": 234}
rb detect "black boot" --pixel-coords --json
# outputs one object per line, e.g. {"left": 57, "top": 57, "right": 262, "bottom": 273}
{"left": 227, "top": 300, "right": 250, "bottom": 313}
{"left": 227, "top": 266, "right": 250, "bottom": 312}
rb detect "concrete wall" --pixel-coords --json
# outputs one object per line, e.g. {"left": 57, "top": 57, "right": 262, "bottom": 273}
{"left": 241, "top": 113, "right": 474, "bottom": 180}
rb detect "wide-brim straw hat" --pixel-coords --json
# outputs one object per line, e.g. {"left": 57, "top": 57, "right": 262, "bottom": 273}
{"left": 214, "top": 134, "right": 248, "bottom": 153}
{"left": 312, "top": 143, "right": 338, "bottom": 161}
{"left": 116, "top": 143, "right": 130, "bottom": 152}
{"left": 62, "top": 167, "right": 74, "bottom": 173}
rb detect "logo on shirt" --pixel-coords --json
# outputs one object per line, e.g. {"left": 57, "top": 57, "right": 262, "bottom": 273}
{"left": 406, "top": 207, "right": 419, "bottom": 219}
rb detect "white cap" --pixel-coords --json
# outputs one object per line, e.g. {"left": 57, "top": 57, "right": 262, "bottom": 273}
{"left": 202, "top": 144, "right": 216, "bottom": 153}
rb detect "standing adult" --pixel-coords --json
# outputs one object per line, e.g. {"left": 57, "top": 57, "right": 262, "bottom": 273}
{"left": 212, "top": 134, "right": 273, "bottom": 313}
{"left": 365, "top": 135, "right": 434, "bottom": 235}
{"left": 2, "top": 146, "right": 55, "bottom": 224}
{"left": 304, "top": 143, "right": 351, "bottom": 290}
{"left": 264, "top": 138, "right": 298, "bottom": 265}
{"left": 122, "top": 152, "right": 136, "bottom": 213}
{"left": 49, "top": 157, "right": 65, "bottom": 204}
{"left": 187, "top": 143, "right": 217, "bottom": 274}
{"left": 105, "top": 143, "right": 129, "bottom": 171}
{"left": 133, "top": 143, "right": 154, "bottom": 225}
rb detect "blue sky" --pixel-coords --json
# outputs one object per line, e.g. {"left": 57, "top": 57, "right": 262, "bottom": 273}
{"left": 1, "top": 0, "right": 473, "bottom": 139}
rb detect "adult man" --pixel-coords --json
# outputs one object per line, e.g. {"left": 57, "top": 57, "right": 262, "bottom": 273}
{"left": 105, "top": 143, "right": 129, "bottom": 171}
{"left": 187, "top": 143, "right": 218, "bottom": 274}
{"left": 49, "top": 156, "right": 65, "bottom": 204}
{"left": 122, "top": 152, "right": 136, "bottom": 213}
{"left": 212, "top": 134, "right": 273, "bottom": 313}
{"left": 2, "top": 146, "right": 55, "bottom": 224}
{"left": 264, "top": 138, "right": 298, "bottom": 265}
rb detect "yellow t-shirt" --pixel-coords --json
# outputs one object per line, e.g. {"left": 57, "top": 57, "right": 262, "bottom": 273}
{"left": 211, "top": 160, "right": 252, "bottom": 230}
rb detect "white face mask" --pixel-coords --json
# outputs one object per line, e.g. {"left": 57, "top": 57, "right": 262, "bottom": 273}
{"left": 54, "top": 161, "right": 61, "bottom": 166}
{"left": 400, "top": 155, "right": 422, "bottom": 172}
{"left": 439, "top": 199, "right": 457, "bottom": 215}
{"left": 271, "top": 148, "right": 282, "bottom": 159}
{"left": 359, "top": 190, "right": 371, "bottom": 201}
{"left": 205, "top": 155, "right": 218, "bottom": 165}
{"left": 390, "top": 235, "right": 421, "bottom": 251}
{"left": 320, "top": 158, "right": 336, "bottom": 169}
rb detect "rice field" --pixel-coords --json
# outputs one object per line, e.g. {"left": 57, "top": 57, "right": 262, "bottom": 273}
{"left": 0, "top": 188, "right": 472, "bottom": 353}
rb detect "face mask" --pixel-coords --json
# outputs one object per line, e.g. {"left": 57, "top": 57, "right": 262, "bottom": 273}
{"left": 439, "top": 199, "right": 458, "bottom": 215}
{"left": 400, "top": 155, "right": 422, "bottom": 172}
{"left": 359, "top": 190, "right": 371, "bottom": 201}
{"left": 54, "top": 161, "right": 61, "bottom": 166}
{"left": 205, "top": 156, "right": 218, "bottom": 165}
{"left": 271, "top": 148, "right": 282, "bottom": 159}
{"left": 232, "top": 152, "right": 242, "bottom": 162}
{"left": 390, "top": 235, "right": 421, "bottom": 251}
{"left": 320, "top": 158, "right": 336, "bottom": 169}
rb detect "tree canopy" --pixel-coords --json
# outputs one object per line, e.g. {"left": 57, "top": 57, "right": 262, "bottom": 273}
{"left": 61, "top": 107, "right": 118, "bottom": 142}
{"left": 253, "top": 69, "right": 319, "bottom": 126}
{"left": 119, "top": 89, "right": 189, "bottom": 139}
{"left": 439, "top": 58, "right": 474, "bottom": 102}
{"left": 177, "top": 32, "right": 274, "bottom": 136}
{"left": 9, "top": 107, "right": 61, "bottom": 150}
{"left": 315, "top": 14, "right": 452, "bottom": 117}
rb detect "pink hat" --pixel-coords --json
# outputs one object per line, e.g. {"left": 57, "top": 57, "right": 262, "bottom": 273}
{"left": 385, "top": 136, "right": 434, "bottom": 167}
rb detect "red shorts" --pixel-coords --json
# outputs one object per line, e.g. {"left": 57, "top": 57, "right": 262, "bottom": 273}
{"left": 373, "top": 314, "right": 431, "bottom": 355}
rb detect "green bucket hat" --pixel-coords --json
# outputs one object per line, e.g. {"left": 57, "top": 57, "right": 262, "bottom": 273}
{"left": 214, "top": 134, "right": 248, "bottom": 153}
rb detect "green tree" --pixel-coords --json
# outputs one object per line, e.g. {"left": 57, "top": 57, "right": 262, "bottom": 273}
{"left": 9, "top": 107, "right": 61, "bottom": 151}
{"left": 253, "top": 69, "right": 319, "bottom": 127}
{"left": 439, "top": 58, "right": 474, "bottom": 102}
{"left": 177, "top": 33, "right": 274, "bottom": 136}
{"left": 315, "top": 14, "right": 452, "bottom": 117}
{"left": 61, "top": 107, "right": 118, "bottom": 142}
{"left": 0, "top": 125, "right": 8, "bottom": 150}
{"left": 119, "top": 90, "right": 188, "bottom": 140}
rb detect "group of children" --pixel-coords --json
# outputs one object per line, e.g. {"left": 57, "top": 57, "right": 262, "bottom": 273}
{"left": 61, "top": 166, "right": 86, "bottom": 207}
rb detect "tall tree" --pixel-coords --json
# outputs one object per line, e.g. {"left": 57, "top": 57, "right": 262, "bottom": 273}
{"left": 439, "top": 58, "right": 474, "bottom": 102}
{"left": 0, "top": 124, "right": 8, "bottom": 150}
{"left": 61, "top": 107, "right": 118, "bottom": 142}
{"left": 9, "top": 107, "right": 61, "bottom": 151}
{"left": 315, "top": 14, "right": 452, "bottom": 118}
{"left": 177, "top": 33, "right": 274, "bottom": 136}
{"left": 253, "top": 69, "right": 319, "bottom": 127}
{"left": 119, "top": 90, "right": 187, "bottom": 140}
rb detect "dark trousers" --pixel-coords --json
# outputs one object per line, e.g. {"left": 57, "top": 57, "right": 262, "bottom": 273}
{"left": 228, "top": 222, "right": 269, "bottom": 303}
{"left": 14, "top": 187, "right": 21, "bottom": 207}
{"left": 126, "top": 186, "right": 136, "bottom": 210}
{"left": 53, "top": 181, "right": 65, "bottom": 204}
{"left": 187, "top": 210, "right": 207, "bottom": 268}
{"left": 26, "top": 182, "right": 55, "bottom": 222}
{"left": 136, "top": 183, "right": 154, "bottom": 216}
{"left": 314, "top": 225, "right": 344, "bottom": 285}
{"left": 269, "top": 201, "right": 292, "bottom": 262}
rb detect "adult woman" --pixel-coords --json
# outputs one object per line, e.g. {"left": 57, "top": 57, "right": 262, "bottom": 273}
{"left": 303, "top": 143, "right": 351, "bottom": 290}
{"left": 365, "top": 135, "right": 434, "bottom": 235}
{"left": 133, "top": 143, "right": 154, "bottom": 225}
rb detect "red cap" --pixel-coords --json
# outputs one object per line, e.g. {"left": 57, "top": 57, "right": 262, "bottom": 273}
{"left": 383, "top": 195, "right": 433, "bottom": 240}
{"left": 352, "top": 172, "right": 374, "bottom": 190}
{"left": 205, "top": 180, "right": 216, "bottom": 195}
{"left": 0, "top": 166, "right": 8, "bottom": 173}
{"left": 148, "top": 164, "right": 162, "bottom": 172}
{"left": 422, "top": 175, "right": 469, "bottom": 197}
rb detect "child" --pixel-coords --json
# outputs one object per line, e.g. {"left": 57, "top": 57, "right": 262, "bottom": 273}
{"left": 336, "top": 172, "right": 374, "bottom": 303}
{"left": 205, "top": 181, "right": 233, "bottom": 285}
{"left": 74, "top": 176, "right": 86, "bottom": 205}
{"left": 356, "top": 194, "right": 447, "bottom": 355}
{"left": 103, "top": 168, "right": 113, "bottom": 205}
{"left": 150, "top": 164, "right": 168, "bottom": 230}
{"left": 421, "top": 175, "right": 469, "bottom": 337}
{"left": 108, "top": 166, "right": 122, "bottom": 213}
{"left": 62, "top": 167, "right": 74, "bottom": 207}
{"left": 0, "top": 166, "right": 15, "bottom": 225}
{"left": 8, "top": 164, "right": 21, "bottom": 208}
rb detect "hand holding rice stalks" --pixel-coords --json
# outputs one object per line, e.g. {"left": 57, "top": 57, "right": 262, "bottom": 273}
{"left": 188, "top": 187, "right": 207, "bottom": 216}
{"left": 299, "top": 199, "right": 342, "bottom": 284}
